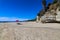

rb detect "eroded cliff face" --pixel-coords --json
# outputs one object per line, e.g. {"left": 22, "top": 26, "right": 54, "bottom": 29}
{"left": 36, "top": 1, "right": 60, "bottom": 22}
{"left": 58, "top": 0, "right": 60, "bottom": 4}
{"left": 56, "top": 6, "right": 60, "bottom": 21}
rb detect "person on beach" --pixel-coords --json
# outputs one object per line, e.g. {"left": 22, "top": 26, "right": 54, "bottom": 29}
{"left": 16, "top": 20, "right": 20, "bottom": 25}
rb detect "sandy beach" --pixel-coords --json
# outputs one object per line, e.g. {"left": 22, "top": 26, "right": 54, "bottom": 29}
{"left": 0, "top": 22, "right": 60, "bottom": 40}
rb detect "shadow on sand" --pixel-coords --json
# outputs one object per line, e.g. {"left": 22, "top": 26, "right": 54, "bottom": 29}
{"left": 46, "top": 21, "right": 60, "bottom": 23}
{"left": 17, "top": 23, "right": 22, "bottom": 25}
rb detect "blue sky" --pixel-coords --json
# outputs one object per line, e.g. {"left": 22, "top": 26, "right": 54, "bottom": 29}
{"left": 0, "top": 0, "right": 53, "bottom": 21}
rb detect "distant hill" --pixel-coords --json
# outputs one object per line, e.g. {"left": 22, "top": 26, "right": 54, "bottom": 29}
{"left": 25, "top": 18, "right": 36, "bottom": 22}
{"left": 0, "top": 21, "right": 22, "bottom": 23}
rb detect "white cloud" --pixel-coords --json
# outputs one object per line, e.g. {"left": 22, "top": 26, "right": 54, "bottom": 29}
{"left": 0, "top": 17, "right": 28, "bottom": 21}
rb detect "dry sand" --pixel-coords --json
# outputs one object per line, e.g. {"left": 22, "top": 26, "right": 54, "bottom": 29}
{"left": 0, "top": 22, "right": 60, "bottom": 40}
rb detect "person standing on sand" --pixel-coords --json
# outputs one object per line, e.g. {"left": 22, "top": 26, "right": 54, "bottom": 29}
{"left": 16, "top": 20, "right": 20, "bottom": 25}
